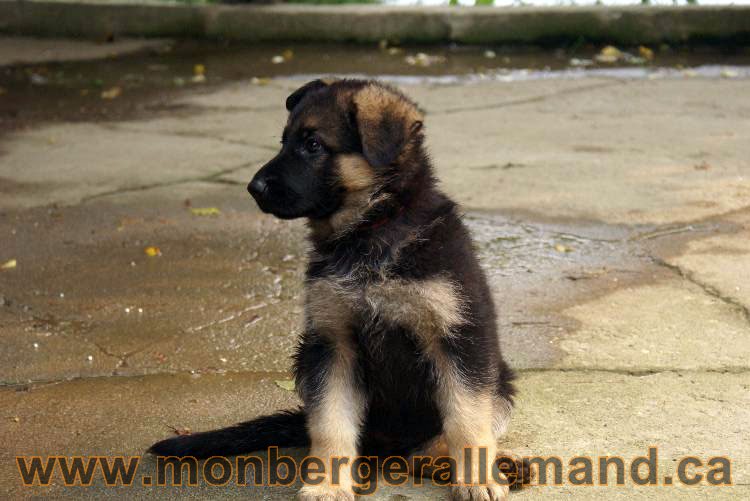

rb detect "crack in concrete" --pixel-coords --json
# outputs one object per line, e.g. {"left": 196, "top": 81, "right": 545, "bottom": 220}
{"left": 519, "top": 366, "right": 750, "bottom": 376}
{"left": 431, "top": 80, "right": 624, "bottom": 115}
{"left": 629, "top": 223, "right": 719, "bottom": 242}
{"left": 5, "top": 365, "right": 748, "bottom": 390}
{"left": 103, "top": 123, "right": 279, "bottom": 153}
{"left": 79, "top": 160, "right": 257, "bottom": 204}
{"left": 651, "top": 256, "right": 750, "bottom": 327}
{"left": 0, "top": 368, "right": 292, "bottom": 390}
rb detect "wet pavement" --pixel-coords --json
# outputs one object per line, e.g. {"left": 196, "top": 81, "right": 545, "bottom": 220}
{"left": 1, "top": 37, "right": 750, "bottom": 499}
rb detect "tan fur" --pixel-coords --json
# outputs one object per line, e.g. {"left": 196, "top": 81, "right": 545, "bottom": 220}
{"left": 365, "top": 277, "right": 468, "bottom": 344}
{"left": 353, "top": 84, "right": 424, "bottom": 128}
{"left": 336, "top": 154, "right": 376, "bottom": 192}
{"left": 310, "top": 192, "right": 392, "bottom": 241}
{"left": 305, "top": 278, "right": 356, "bottom": 339}
{"left": 307, "top": 276, "right": 467, "bottom": 343}
{"left": 301, "top": 336, "right": 363, "bottom": 499}
{"left": 352, "top": 84, "right": 424, "bottom": 167}
{"left": 438, "top": 368, "right": 509, "bottom": 499}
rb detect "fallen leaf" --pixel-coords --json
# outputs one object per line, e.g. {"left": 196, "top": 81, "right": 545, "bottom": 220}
{"left": 595, "top": 46, "right": 622, "bottom": 63}
{"left": 190, "top": 207, "right": 221, "bottom": 216}
{"left": 694, "top": 161, "right": 711, "bottom": 171}
{"left": 250, "top": 77, "right": 270, "bottom": 86}
{"left": 275, "top": 380, "right": 296, "bottom": 392}
{"left": 0, "top": 87, "right": 6, "bottom": 96}
{"left": 271, "top": 55, "right": 285, "bottom": 64}
{"left": 168, "top": 425, "right": 192, "bottom": 436}
{"left": 554, "top": 244, "right": 572, "bottom": 253}
{"left": 100, "top": 86, "right": 122, "bottom": 99}
{"left": 193, "top": 64, "right": 205, "bottom": 76}
{"left": 1, "top": 259, "right": 17, "bottom": 269}
{"left": 11, "top": 416, "right": 20, "bottom": 423}
{"left": 144, "top": 246, "right": 162, "bottom": 257}
{"left": 281, "top": 49, "right": 294, "bottom": 60}
{"left": 638, "top": 46, "right": 654, "bottom": 61}
{"left": 484, "top": 50, "right": 496, "bottom": 59}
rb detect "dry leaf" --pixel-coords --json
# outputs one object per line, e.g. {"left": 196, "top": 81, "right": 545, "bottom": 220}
{"left": 101, "top": 87, "right": 122, "bottom": 99}
{"left": 1, "top": 259, "right": 17, "bottom": 269}
{"left": 638, "top": 46, "right": 654, "bottom": 61}
{"left": 190, "top": 207, "right": 221, "bottom": 216}
{"left": 694, "top": 161, "right": 711, "bottom": 171}
{"left": 169, "top": 425, "right": 192, "bottom": 436}
{"left": 193, "top": 64, "right": 205, "bottom": 76}
{"left": 144, "top": 246, "right": 161, "bottom": 257}
{"left": 275, "top": 380, "right": 296, "bottom": 392}
{"left": 595, "top": 46, "right": 622, "bottom": 63}
{"left": 554, "top": 244, "right": 572, "bottom": 253}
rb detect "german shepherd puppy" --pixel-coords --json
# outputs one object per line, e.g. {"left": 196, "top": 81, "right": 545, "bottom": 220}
{"left": 150, "top": 79, "right": 524, "bottom": 500}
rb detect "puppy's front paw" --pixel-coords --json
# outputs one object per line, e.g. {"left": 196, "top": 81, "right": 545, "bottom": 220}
{"left": 297, "top": 484, "right": 355, "bottom": 501}
{"left": 450, "top": 484, "right": 509, "bottom": 501}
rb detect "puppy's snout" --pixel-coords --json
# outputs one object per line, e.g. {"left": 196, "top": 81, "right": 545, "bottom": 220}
{"left": 247, "top": 175, "right": 269, "bottom": 201}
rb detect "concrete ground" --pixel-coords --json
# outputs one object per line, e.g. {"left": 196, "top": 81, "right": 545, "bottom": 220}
{"left": 1, "top": 40, "right": 749, "bottom": 499}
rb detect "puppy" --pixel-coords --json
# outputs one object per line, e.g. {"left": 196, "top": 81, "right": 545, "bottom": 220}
{"left": 150, "top": 79, "right": 524, "bottom": 500}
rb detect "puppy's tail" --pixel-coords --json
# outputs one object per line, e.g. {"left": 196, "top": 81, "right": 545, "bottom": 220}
{"left": 148, "top": 408, "right": 309, "bottom": 459}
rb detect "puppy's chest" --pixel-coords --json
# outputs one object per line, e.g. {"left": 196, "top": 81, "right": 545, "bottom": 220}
{"left": 304, "top": 274, "right": 467, "bottom": 342}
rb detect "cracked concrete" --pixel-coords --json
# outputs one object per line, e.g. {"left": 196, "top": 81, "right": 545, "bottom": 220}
{"left": 1, "top": 45, "right": 749, "bottom": 500}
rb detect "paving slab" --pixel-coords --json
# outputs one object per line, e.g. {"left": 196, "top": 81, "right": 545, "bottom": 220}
{"left": 660, "top": 219, "right": 750, "bottom": 313}
{"left": 0, "top": 185, "right": 306, "bottom": 385}
{"left": 0, "top": 124, "right": 270, "bottom": 209}
{"left": 421, "top": 78, "right": 750, "bottom": 225}
{"left": 557, "top": 280, "right": 750, "bottom": 371}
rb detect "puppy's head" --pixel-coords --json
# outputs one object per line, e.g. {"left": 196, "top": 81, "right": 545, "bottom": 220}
{"left": 248, "top": 79, "right": 424, "bottom": 224}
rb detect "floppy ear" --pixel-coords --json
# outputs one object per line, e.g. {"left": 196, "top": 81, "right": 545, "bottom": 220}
{"left": 286, "top": 79, "right": 330, "bottom": 112}
{"left": 352, "top": 84, "right": 424, "bottom": 168}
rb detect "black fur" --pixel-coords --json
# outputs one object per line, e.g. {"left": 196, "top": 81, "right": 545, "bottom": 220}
{"left": 148, "top": 409, "right": 308, "bottom": 458}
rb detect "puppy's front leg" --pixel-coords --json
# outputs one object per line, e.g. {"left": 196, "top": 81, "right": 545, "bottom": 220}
{"left": 297, "top": 335, "right": 363, "bottom": 501}
{"left": 438, "top": 370, "right": 509, "bottom": 501}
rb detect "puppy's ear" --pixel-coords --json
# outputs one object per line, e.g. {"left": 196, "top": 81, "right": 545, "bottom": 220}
{"left": 352, "top": 84, "right": 424, "bottom": 168}
{"left": 286, "top": 79, "right": 330, "bottom": 112}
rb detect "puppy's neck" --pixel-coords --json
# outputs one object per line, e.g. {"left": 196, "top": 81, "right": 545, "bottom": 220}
{"left": 305, "top": 168, "right": 448, "bottom": 280}
{"left": 308, "top": 157, "right": 435, "bottom": 242}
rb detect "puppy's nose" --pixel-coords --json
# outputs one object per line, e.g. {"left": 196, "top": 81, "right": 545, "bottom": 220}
{"left": 248, "top": 176, "right": 268, "bottom": 200}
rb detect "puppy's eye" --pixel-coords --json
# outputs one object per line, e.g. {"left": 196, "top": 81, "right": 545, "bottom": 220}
{"left": 304, "top": 137, "right": 322, "bottom": 154}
